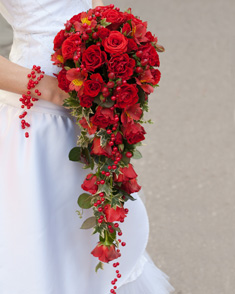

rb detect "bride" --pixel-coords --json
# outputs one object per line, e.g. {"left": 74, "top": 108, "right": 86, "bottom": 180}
{"left": 0, "top": 0, "right": 175, "bottom": 293}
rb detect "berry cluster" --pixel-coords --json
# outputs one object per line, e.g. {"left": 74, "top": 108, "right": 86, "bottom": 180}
{"left": 19, "top": 65, "right": 44, "bottom": 138}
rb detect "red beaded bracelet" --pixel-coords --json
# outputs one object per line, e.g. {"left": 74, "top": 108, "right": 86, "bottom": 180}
{"left": 19, "top": 65, "right": 45, "bottom": 138}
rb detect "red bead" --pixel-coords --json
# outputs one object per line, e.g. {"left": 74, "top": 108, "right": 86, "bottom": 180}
{"left": 118, "top": 232, "right": 122, "bottom": 236}
{"left": 25, "top": 132, "right": 29, "bottom": 138}
{"left": 112, "top": 165, "right": 116, "bottom": 169}
{"left": 121, "top": 242, "right": 126, "bottom": 246}
{"left": 117, "top": 274, "right": 121, "bottom": 278}
{"left": 99, "top": 192, "right": 104, "bottom": 197}
{"left": 98, "top": 219, "right": 103, "bottom": 223}
{"left": 100, "top": 180, "right": 105, "bottom": 185}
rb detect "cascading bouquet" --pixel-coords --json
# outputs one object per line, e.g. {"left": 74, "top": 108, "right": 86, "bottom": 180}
{"left": 51, "top": 3, "right": 164, "bottom": 291}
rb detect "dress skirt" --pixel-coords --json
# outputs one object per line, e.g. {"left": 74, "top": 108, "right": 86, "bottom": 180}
{"left": 0, "top": 89, "right": 175, "bottom": 294}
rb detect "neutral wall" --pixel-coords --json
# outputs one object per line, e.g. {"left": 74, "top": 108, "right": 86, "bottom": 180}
{"left": 1, "top": 0, "right": 234, "bottom": 293}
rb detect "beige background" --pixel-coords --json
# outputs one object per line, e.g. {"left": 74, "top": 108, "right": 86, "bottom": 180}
{"left": 1, "top": 0, "right": 235, "bottom": 293}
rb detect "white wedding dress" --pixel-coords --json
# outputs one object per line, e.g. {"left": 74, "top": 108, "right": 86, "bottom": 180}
{"left": 0, "top": 0, "right": 175, "bottom": 293}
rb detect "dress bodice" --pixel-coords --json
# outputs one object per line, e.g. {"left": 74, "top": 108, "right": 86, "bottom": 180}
{"left": 0, "top": 0, "right": 92, "bottom": 77}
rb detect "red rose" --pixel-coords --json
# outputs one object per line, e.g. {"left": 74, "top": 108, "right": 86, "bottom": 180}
{"left": 104, "top": 204, "right": 127, "bottom": 222}
{"left": 82, "top": 45, "right": 107, "bottom": 71}
{"left": 57, "top": 69, "right": 70, "bottom": 93}
{"left": 79, "top": 94, "right": 94, "bottom": 107}
{"left": 145, "top": 31, "right": 156, "bottom": 42}
{"left": 79, "top": 117, "right": 97, "bottom": 135}
{"left": 102, "top": 9, "right": 126, "bottom": 30}
{"left": 115, "top": 132, "right": 123, "bottom": 144}
{"left": 114, "top": 163, "right": 137, "bottom": 183}
{"left": 102, "top": 31, "right": 128, "bottom": 54}
{"left": 108, "top": 53, "right": 135, "bottom": 80}
{"left": 151, "top": 68, "right": 161, "bottom": 85}
{"left": 90, "top": 137, "right": 112, "bottom": 157}
{"left": 97, "top": 27, "right": 110, "bottom": 39}
{"left": 114, "top": 83, "right": 139, "bottom": 109}
{"left": 84, "top": 73, "right": 104, "bottom": 97}
{"left": 90, "top": 106, "right": 115, "bottom": 128}
{"left": 127, "top": 38, "right": 138, "bottom": 52}
{"left": 122, "top": 122, "right": 146, "bottom": 144}
{"left": 53, "top": 29, "right": 66, "bottom": 50}
{"left": 139, "top": 43, "right": 160, "bottom": 67}
{"left": 81, "top": 173, "right": 98, "bottom": 195}
{"left": 91, "top": 242, "right": 121, "bottom": 263}
{"left": 121, "top": 178, "right": 141, "bottom": 194}
{"left": 122, "top": 23, "right": 131, "bottom": 35}
{"left": 61, "top": 34, "right": 81, "bottom": 61}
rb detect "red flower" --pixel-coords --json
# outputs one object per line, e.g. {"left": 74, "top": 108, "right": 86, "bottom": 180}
{"left": 90, "top": 137, "right": 112, "bottom": 157}
{"left": 79, "top": 94, "right": 94, "bottom": 107}
{"left": 79, "top": 117, "right": 97, "bottom": 135}
{"left": 102, "top": 31, "right": 128, "bottom": 54}
{"left": 69, "top": 12, "right": 82, "bottom": 24}
{"left": 51, "top": 49, "right": 64, "bottom": 66}
{"left": 81, "top": 173, "right": 98, "bottom": 195}
{"left": 102, "top": 9, "right": 126, "bottom": 30}
{"left": 61, "top": 34, "right": 81, "bottom": 61}
{"left": 53, "top": 29, "right": 66, "bottom": 50}
{"left": 97, "top": 27, "right": 110, "bottom": 39}
{"left": 108, "top": 53, "right": 135, "bottom": 80}
{"left": 82, "top": 45, "right": 107, "bottom": 71}
{"left": 66, "top": 68, "right": 87, "bottom": 94}
{"left": 57, "top": 69, "right": 70, "bottom": 93}
{"left": 114, "top": 83, "right": 139, "bottom": 109}
{"left": 151, "top": 68, "right": 161, "bottom": 85}
{"left": 114, "top": 132, "right": 123, "bottom": 144}
{"left": 139, "top": 43, "right": 160, "bottom": 67}
{"left": 114, "top": 163, "right": 138, "bottom": 183}
{"left": 121, "top": 104, "right": 143, "bottom": 125}
{"left": 127, "top": 38, "right": 138, "bottom": 52}
{"left": 91, "top": 243, "right": 121, "bottom": 263}
{"left": 90, "top": 106, "right": 115, "bottom": 129}
{"left": 122, "top": 23, "right": 132, "bottom": 36}
{"left": 122, "top": 122, "right": 146, "bottom": 144}
{"left": 104, "top": 204, "right": 127, "bottom": 222}
{"left": 121, "top": 178, "right": 141, "bottom": 194}
{"left": 84, "top": 73, "right": 104, "bottom": 97}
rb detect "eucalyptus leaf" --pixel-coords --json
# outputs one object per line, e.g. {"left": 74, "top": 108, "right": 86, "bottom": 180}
{"left": 80, "top": 216, "right": 96, "bottom": 229}
{"left": 132, "top": 149, "right": 142, "bottom": 159}
{"left": 77, "top": 193, "right": 93, "bottom": 209}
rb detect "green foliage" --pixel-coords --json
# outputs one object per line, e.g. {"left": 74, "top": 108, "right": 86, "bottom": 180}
{"left": 132, "top": 149, "right": 142, "bottom": 159}
{"left": 95, "top": 261, "right": 104, "bottom": 273}
{"left": 77, "top": 193, "right": 93, "bottom": 209}
{"left": 69, "top": 147, "right": 81, "bottom": 161}
{"left": 80, "top": 216, "right": 96, "bottom": 229}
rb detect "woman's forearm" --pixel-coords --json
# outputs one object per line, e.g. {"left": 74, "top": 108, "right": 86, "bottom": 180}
{"left": 0, "top": 55, "right": 66, "bottom": 105}
{"left": 92, "top": 0, "right": 104, "bottom": 8}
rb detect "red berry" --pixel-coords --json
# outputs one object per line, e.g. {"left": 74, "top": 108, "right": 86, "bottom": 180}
{"left": 108, "top": 72, "right": 115, "bottom": 79}
{"left": 121, "top": 242, "right": 126, "bottom": 246}
{"left": 126, "top": 151, "right": 132, "bottom": 158}
{"left": 100, "top": 180, "right": 105, "bottom": 185}
{"left": 118, "top": 232, "right": 122, "bottom": 236}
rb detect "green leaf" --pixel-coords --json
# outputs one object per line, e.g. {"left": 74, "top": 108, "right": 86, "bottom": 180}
{"left": 132, "top": 149, "right": 142, "bottom": 159}
{"left": 69, "top": 147, "right": 81, "bottom": 161}
{"left": 95, "top": 261, "right": 104, "bottom": 273}
{"left": 97, "top": 183, "right": 111, "bottom": 195}
{"left": 80, "top": 216, "right": 97, "bottom": 229}
{"left": 96, "top": 129, "right": 110, "bottom": 147}
{"left": 64, "top": 66, "right": 71, "bottom": 71}
{"left": 77, "top": 193, "right": 93, "bottom": 209}
{"left": 100, "top": 18, "right": 112, "bottom": 27}
{"left": 120, "top": 154, "right": 130, "bottom": 166}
